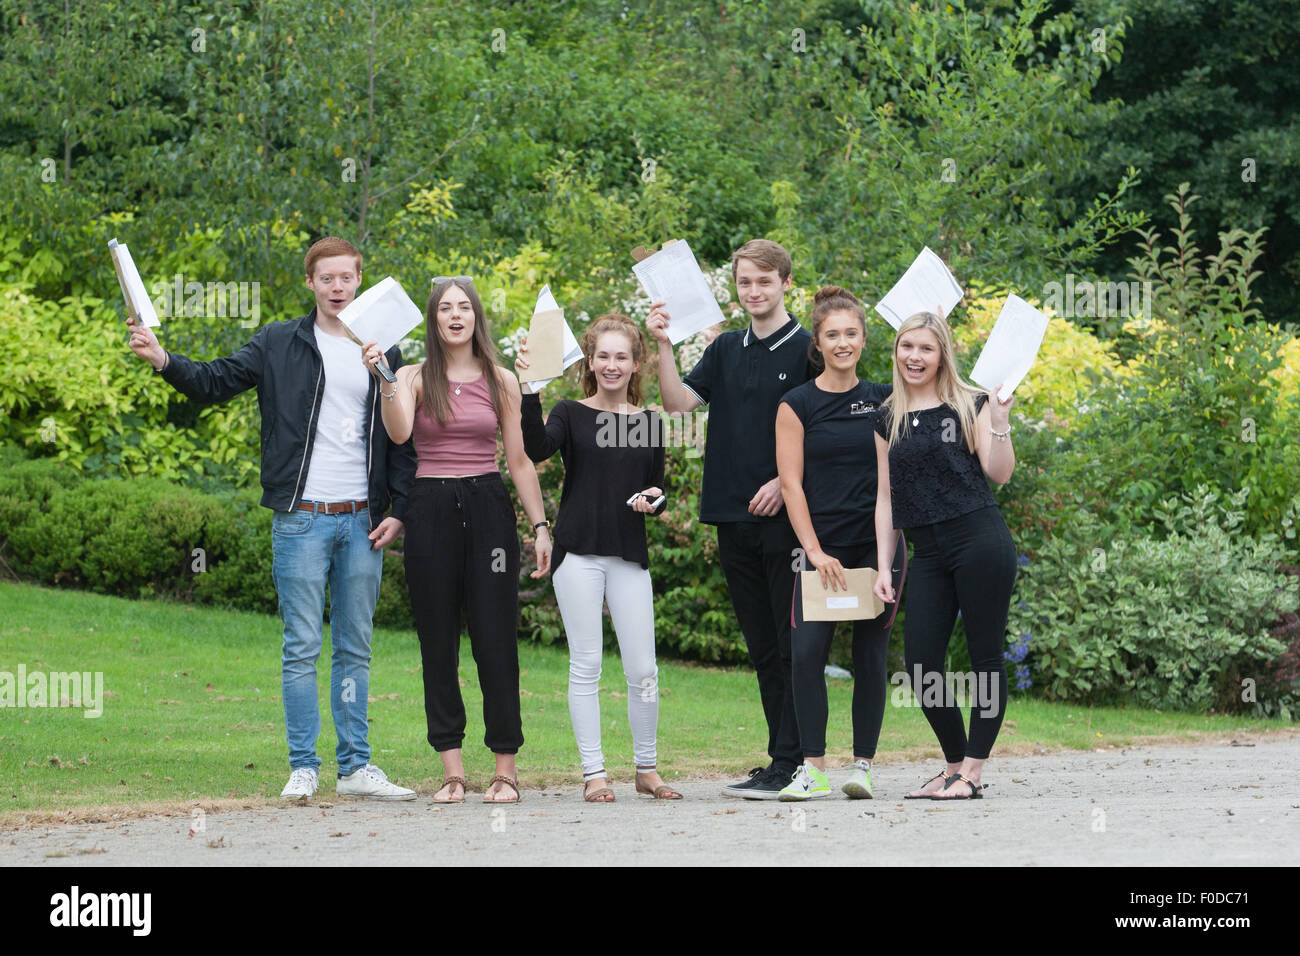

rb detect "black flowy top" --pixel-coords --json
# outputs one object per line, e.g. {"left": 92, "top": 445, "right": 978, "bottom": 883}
{"left": 520, "top": 394, "right": 667, "bottom": 571}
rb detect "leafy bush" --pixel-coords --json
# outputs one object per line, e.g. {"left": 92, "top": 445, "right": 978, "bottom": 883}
{"left": 0, "top": 449, "right": 82, "bottom": 556}
{"left": 1007, "top": 487, "right": 1298, "bottom": 713}
{"left": 10, "top": 478, "right": 237, "bottom": 598}
{"left": 1040, "top": 187, "right": 1299, "bottom": 542}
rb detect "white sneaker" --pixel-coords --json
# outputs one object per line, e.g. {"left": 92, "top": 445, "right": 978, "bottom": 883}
{"left": 336, "top": 764, "right": 416, "bottom": 801}
{"left": 280, "top": 767, "right": 319, "bottom": 799}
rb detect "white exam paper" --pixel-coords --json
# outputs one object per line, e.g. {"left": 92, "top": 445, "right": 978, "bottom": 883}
{"left": 107, "top": 238, "right": 159, "bottom": 327}
{"left": 969, "top": 294, "right": 1049, "bottom": 402}
{"left": 874, "top": 246, "right": 964, "bottom": 330}
{"left": 529, "top": 285, "right": 584, "bottom": 391}
{"left": 338, "top": 276, "right": 424, "bottom": 353}
{"left": 632, "top": 240, "right": 727, "bottom": 345}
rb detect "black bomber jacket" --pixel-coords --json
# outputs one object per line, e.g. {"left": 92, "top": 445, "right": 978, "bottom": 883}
{"left": 158, "top": 309, "right": 417, "bottom": 528}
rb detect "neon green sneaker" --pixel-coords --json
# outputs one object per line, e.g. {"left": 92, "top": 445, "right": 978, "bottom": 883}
{"left": 778, "top": 762, "right": 832, "bottom": 801}
{"left": 842, "top": 759, "right": 873, "bottom": 799}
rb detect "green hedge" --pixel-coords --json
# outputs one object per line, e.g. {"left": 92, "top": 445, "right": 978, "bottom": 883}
{"left": 0, "top": 454, "right": 414, "bottom": 631}
{"left": 1008, "top": 488, "right": 1300, "bottom": 717}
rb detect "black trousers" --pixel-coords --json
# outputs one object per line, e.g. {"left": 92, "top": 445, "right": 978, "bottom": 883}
{"left": 403, "top": 474, "right": 524, "bottom": 754}
{"left": 904, "top": 506, "right": 1017, "bottom": 762}
{"left": 791, "top": 539, "right": 890, "bottom": 759}
{"left": 715, "top": 519, "right": 801, "bottom": 772}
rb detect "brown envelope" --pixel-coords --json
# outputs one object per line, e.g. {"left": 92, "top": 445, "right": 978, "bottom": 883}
{"left": 800, "top": 567, "right": 885, "bottom": 621}
{"left": 523, "top": 307, "right": 566, "bottom": 382}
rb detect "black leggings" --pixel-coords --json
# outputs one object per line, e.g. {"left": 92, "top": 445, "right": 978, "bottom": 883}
{"left": 791, "top": 540, "right": 891, "bottom": 759}
{"left": 903, "top": 506, "right": 1017, "bottom": 762}
{"left": 403, "top": 474, "right": 524, "bottom": 754}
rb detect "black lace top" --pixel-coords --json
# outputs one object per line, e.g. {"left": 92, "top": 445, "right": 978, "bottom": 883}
{"left": 873, "top": 395, "right": 996, "bottom": 530}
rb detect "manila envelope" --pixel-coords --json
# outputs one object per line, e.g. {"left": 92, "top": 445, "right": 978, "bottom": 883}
{"left": 523, "top": 307, "right": 566, "bottom": 382}
{"left": 800, "top": 567, "right": 885, "bottom": 622}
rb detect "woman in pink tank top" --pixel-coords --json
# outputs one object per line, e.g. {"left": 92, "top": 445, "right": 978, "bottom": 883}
{"left": 363, "top": 278, "right": 551, "bottom": 804}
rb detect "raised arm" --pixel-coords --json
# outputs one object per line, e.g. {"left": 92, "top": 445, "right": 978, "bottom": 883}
{"left": 377, "top": 362, "right": 420, "bottom": 446}
{"left": 646, "top": 302, "right": 702, "bottom": 416}
{"left": 128, "top": 314, "right": 262, "bottom": 404}
{"left": 975, "top": 388, "right": 1015, "bottom": 485}
{"left": 519, "top": 393, "right": 569, "bottom": 462}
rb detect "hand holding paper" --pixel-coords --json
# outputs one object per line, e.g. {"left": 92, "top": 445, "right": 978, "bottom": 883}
{"left": 107, "top": 238, "right": 159, "bottom": 328}
{"left": 338, "top": 276, "right": 423, "bottom": 353}
{"left": 969, "top": 294, "right": 1049, "bottom": 402}
{"left": 522, "top": 285, "right": 584, "bottom": 390}
{"left": 338, "top": 276, "right": 425, "bottom": 384}
{"left": 875, "top": 247, "right": 964, "bottom": 330}
{"left": 632, "top": 240, "right": 727, "bottom": 345}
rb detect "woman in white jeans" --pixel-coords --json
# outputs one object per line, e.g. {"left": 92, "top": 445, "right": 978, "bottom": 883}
{"left": 517, "top": 313, "right": 681, "bottom": 801}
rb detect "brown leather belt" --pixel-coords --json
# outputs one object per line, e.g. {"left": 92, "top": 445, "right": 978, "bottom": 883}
{"left": 297, "top": 499, "right": 369, "bottom": 514}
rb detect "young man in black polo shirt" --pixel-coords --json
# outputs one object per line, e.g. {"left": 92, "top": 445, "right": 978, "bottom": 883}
{"left": 648, "top": 238, "right": 814, "bottom": 799}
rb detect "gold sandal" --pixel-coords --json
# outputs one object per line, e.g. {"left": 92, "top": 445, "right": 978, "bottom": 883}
{"left": 483, "top": 773, "right": 520, "bottom": 803}
{"left": 434, "top": 775, "right": 467, "bottom": 804}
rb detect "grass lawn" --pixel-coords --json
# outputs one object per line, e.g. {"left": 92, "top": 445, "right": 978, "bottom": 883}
{"left": 1, "top": 580, "right": 1293, "bottom": 822}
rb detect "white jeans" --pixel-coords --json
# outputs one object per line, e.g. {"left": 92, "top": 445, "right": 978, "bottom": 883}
{"left": 552, "top": 552, "right": 659, "bottom": 778}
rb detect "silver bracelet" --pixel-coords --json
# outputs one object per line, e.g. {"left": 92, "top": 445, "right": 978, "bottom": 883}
{"left": 990, "top": 425, "right": 1011, "bottom": 442}
{"left": 380, "top": 385, "right": 397, "bottom": 401}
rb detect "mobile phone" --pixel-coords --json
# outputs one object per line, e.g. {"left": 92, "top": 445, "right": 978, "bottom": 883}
{"left": 625, "top": 492, "right": 667, "bottom": 510}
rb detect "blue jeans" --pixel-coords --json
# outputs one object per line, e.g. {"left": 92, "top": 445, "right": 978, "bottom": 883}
{"left": 271, "top": 508, "right": 383, "bottom": 777}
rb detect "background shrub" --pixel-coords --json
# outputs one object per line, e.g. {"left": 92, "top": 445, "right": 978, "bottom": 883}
{"left": 1007, "top": 487, "right": 1298, "bottom": 713}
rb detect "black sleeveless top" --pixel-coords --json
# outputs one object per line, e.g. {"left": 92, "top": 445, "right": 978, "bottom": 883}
{"left": 873, "top": 394, "right": 996, "bottom": 530}
{"left": 781, "top": 378, "right": 891, "bottom": 547}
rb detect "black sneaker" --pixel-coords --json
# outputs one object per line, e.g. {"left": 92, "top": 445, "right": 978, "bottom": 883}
{"left": 741, "top": 765, "right": 795, "bottom": 801}
{"left": 720, "top": 767, "right": 767, "bottom": 798}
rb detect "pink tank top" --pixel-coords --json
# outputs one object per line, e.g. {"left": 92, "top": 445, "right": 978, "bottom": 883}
{"left": 412, "top": 374, "right": 500, "bottom": 476}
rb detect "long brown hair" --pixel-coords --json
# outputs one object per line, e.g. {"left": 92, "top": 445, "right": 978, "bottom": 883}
{"left": 579, "top": 313, "right": 646, "bottom": 406}
{"left": 420, "top": 279, "right": 504, "bottom": 426}
{"left": 807, "top": 285, "right": 866, "bottom": 373}
{"left": 880, "top": 311, "right": 983, "bottom": 452}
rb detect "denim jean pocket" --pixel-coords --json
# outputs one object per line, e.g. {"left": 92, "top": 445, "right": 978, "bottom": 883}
{"left": 273, "top": 510, "right": 313, "bottom": 536}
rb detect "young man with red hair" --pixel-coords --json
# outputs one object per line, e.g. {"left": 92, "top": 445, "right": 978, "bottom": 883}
{"left": 648, "top": 239, "right": 814, "bottom": 799}
{"left": 126, "top": 237, "right": 418, "bottom": 801}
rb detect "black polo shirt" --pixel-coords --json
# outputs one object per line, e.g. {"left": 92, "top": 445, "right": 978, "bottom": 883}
{"left": 682, "top": 314, "right": 815, "bottom": 524}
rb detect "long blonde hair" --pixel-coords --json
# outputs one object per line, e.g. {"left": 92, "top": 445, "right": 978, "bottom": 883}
{"left": 880, "top": 311, "right": 984, "bottom": 452}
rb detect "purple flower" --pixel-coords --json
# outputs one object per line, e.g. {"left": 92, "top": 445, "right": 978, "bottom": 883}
{"left": 1003, "top": 632, "right": 1032, "bottom": 664}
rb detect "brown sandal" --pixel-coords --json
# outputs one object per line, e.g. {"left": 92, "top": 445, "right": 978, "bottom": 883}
{"left": 434, "top": 776, "right": 467, "bottom": 804}
{"left": 583, "top": 775, "right": 615, "bottom": 803}
{"left": 635, "top": 771, "right": 683, "bottom": 800}
{"left": 483, "top": 774, "right": 520, "bottom": 803}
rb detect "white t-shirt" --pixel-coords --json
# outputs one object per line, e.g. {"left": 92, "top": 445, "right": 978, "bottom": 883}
{"left": 301, "top": 325, "right": 371, "bottom": 501}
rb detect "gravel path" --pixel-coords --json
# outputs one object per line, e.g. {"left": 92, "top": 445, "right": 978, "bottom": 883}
{"left": 4, "top": 739, "right": 1296, "bottom": 866}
